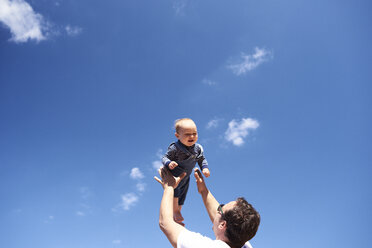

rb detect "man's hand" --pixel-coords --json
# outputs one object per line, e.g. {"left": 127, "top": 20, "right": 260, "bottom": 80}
{"left": 202, "top": 168, "right": 210, "bottom": 177}
{"left": 154, "top": 167, "right": 186, "bottom": 189}
{"left": 168, "top": 161, "right": 178, "bottom": 170}
{"left": 194, "top": 168, "right": 208, "bottom": 194}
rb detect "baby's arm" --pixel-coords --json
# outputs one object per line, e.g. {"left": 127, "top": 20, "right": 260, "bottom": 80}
{"left": 162, "top": 144, "right": 179, "bottom": 170}
{"left": 202, "top": 168, "right": 210, "bottom": 177}
{"left": 168, "top": 161, "right": 178, "bottom": 169}
{"left": 197, "top": 144, "right": 210, "bottom": 177}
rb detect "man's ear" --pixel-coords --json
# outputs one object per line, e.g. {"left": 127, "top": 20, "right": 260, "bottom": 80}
{"left": 218, "top": 220, "right": 227, "bottom": 230}
{"left": 175, "top": 132, "right": 179, "bottom": 139}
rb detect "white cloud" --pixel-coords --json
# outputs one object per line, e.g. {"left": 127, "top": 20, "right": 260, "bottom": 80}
{"left": 130, "top": 167, "right": 144, "bottom": 180}
{"left": 65, "top": 25, "right": 82, "bottom": 36}
{"left": 76, "top": 203, "right": 93, "bottom": 217}
{"left": 228, "top": 47, "right": 273, "bottom": 75}
{"left": 44, "top": 215, "right": 55, "bottom": 223}
{"left": 152, "top": 160, "right": 162, "bottom": 170}
{"left": 112, "top": 240, "right": 121, "bottom": 245}
{"left": 120, "top": 193, "right": 139, "bottom": 211}
{"left": 152, "top": 149, "right": 164, "bottom": 170}
{"left": 153, "top": 149, "right": 164, "bottom": 169}
{"left": 156, "top": 149, "right": 163, "bottom": 159}
{"left": 76, "top": 211, "right": 85, "bottom": 217}
{"left": 173, "top": 0, "right": 188, "bottom": 16}
{"left": 12, "top": 208, "right": 22, "bottom": 214}
{"left": 136, "top": 182, "right": 146, "bottom": 192}
{"left": 76, "top": 188, "right": 93, "bottom": 216}
{"left": 206, "top": 119, "right": 219, "bottom": 129}
{"left": 79, "top": 187, "right": 92, "bottom": 199}
{"left": 0, "top": 0, "right": 47, "bottom": 43}
{"left": 202, "top": 79, "right": 217, "bottom": 86}
{"left": 225, "top": 118, "right": 259, "bottom": 146}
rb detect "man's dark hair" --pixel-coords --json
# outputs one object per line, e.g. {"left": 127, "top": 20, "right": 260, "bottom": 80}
{"left": 222, "top": 197, "right": 260, "bottom": 248}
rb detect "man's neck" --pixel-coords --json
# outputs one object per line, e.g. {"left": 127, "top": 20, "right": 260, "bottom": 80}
{"left": 215, "top": 234, "right": 230, "bottom": 246}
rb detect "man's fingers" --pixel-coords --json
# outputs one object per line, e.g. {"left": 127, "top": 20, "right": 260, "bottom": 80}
{"left": 160, "top": 166, "right": 172, "bottom": 179}
{"left": 154, "top": 176, "right": 162, "bottom": 184}
{"left": 179, "top": 172, "right": 187, "bottom": 181}
{"left": 162, "top": 167, "right": 172, "bottom": 177}
{"left": 194, "top": 168, "right": 203, "bottom": 183}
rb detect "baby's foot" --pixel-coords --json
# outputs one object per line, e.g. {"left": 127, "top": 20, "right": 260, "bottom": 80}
{"left": 174, "top": 212, "right": 184, "bottom": 223}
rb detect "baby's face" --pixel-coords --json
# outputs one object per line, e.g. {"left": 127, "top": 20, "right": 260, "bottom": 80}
{"left": 175, "top": 120, "right": 198, "bottom": 147}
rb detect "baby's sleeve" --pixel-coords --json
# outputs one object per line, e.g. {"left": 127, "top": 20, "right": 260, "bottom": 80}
{"left": 162, "top": 144, "right": 177, "bottom": 167}
{"left": 197, "top": 144, "right": 208, "bottom": 170}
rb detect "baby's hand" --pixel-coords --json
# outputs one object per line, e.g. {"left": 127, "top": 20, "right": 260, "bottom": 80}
{"left": 168, "top": 161, "right": 178, "bottom": 170}
{"left": 202, "top": 168, "right": 210, "bottom": 178}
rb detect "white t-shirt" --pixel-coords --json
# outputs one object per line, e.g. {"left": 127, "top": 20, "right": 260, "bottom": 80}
{"left": 177, "top": 229, "right": 253, "bottom": 248}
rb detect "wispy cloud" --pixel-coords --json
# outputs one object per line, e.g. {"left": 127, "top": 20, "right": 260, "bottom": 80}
{"left": 44, "top": 215, "right": 55, "bottom": 223}
{"left": 225, "top": 118, "right": 259, "bottom": 146}
{"left": 65, "top": 25, "right": 82, "bottom": 36}
{"left": 76, "top": 188, "right": 93, "bottom": 217}
{"left": 228, "top": 47, "right": 273, "bottom": 75}
{"left": 152, "top": 160, "right": 162, "bottom": 170}
{"left": 79, "top": 187, "right": 92, "bottom": 200}
{"left": 76, "top": 211, "right": 85, "bottom": 217}
{"left": 156, "top": 149, "right": 163, "bottom": 159}
{"left": 76, "top": 203, "right": 93, "bottom": 217}
{"left": 112, "top": 240, "right": 122, "bottom": 245}
{"left": 11, "top": 208, "right": 22, "bottom": 214}
{"left": 130, "top": 167, "right": 144, "bottom": 180}
{"left": 136, "top": 182, "right": 146, "bottom": 192}
{"left": 202, "top": 79, "right": 217, "bottom": 86}
{"left": 119, "top": 193, "right": 139, "bottom": 211}
{"left": 113, "top": 166, "right": 148, "bottom": 212}
{"left": 152, "top": 149, "right": 163, "bottom": 170}
{"left": 173, "top": 0, "right": 188, "bottom": 16}
{"left": 206, "top": 119, "right": 219, "bottom": 129}
{"left": 113, "top": 150, "right": 164, "bottom": 212}
{"left": 0, "top": 0, "right": 47, "bottom": 43}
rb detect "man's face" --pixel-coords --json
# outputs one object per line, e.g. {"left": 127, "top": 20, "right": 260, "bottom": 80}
{"left": 212, "top": 201, "right": 236, "bottom": 236}
{"left": 175, "top": 120, "right": 198, "bottom": 147}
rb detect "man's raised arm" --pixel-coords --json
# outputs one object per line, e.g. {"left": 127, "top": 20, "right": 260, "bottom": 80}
{"left": 154, "top": 168, "right": 186, "bottom": 248}
{"left": 194, "top": 168, "right": 219, "bottom": 223}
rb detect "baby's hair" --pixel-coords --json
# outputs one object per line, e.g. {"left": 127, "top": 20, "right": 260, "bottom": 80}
{"left": 174, "top": 118, "right": 194, "bottom": 133}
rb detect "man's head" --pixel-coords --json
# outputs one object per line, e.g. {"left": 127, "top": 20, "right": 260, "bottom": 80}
{"left": 214, "top": 198, "right": 260, "bottom": 248}
{"left": 174, "top": 118, "right": 198, "bottom": 147}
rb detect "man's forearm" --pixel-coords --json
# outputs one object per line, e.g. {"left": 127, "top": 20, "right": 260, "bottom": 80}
{"left": 200, "top": 189, "right": 219, "bottom": 223}
{"left": 159, "top": 186, "right": 184, "bottom": 248}
{"left": 159, "top": 186, "right": 174, "bottom": 228}
{"left": 195, "top": 169, "right": 220, "bottom": 223}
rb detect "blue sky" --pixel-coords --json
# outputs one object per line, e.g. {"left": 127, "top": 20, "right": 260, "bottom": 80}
{"left": 1, "top": 0, "right": 371, "bottom": 247}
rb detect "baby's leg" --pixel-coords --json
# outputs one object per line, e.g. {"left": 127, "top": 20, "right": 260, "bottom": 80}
{"left": 173, "top": 197, "right": 184, "bottom": 223}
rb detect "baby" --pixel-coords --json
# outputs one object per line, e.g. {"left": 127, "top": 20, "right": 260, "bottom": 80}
{"left": 162, "top": 118, "right": 210, "bottom": 223}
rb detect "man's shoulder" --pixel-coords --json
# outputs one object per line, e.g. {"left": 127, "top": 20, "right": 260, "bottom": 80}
{"left": 178, "top": 230, "right": 254, "bottom": 248}
{"left": 178, "top": 229, "right": 229, "bottom": 248}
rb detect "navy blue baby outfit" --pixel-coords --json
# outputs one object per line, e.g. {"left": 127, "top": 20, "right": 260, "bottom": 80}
{"left": 162, "top": 140, "right": 208, "bottom": 205}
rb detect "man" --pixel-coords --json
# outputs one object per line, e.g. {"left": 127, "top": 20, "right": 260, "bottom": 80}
{"left": 154, "top": 167, "right": 260, "bottom": 248}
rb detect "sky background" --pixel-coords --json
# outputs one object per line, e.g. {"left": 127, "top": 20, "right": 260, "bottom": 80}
{"left": 1, "top": 0, "right": 371, "bottom": 248}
